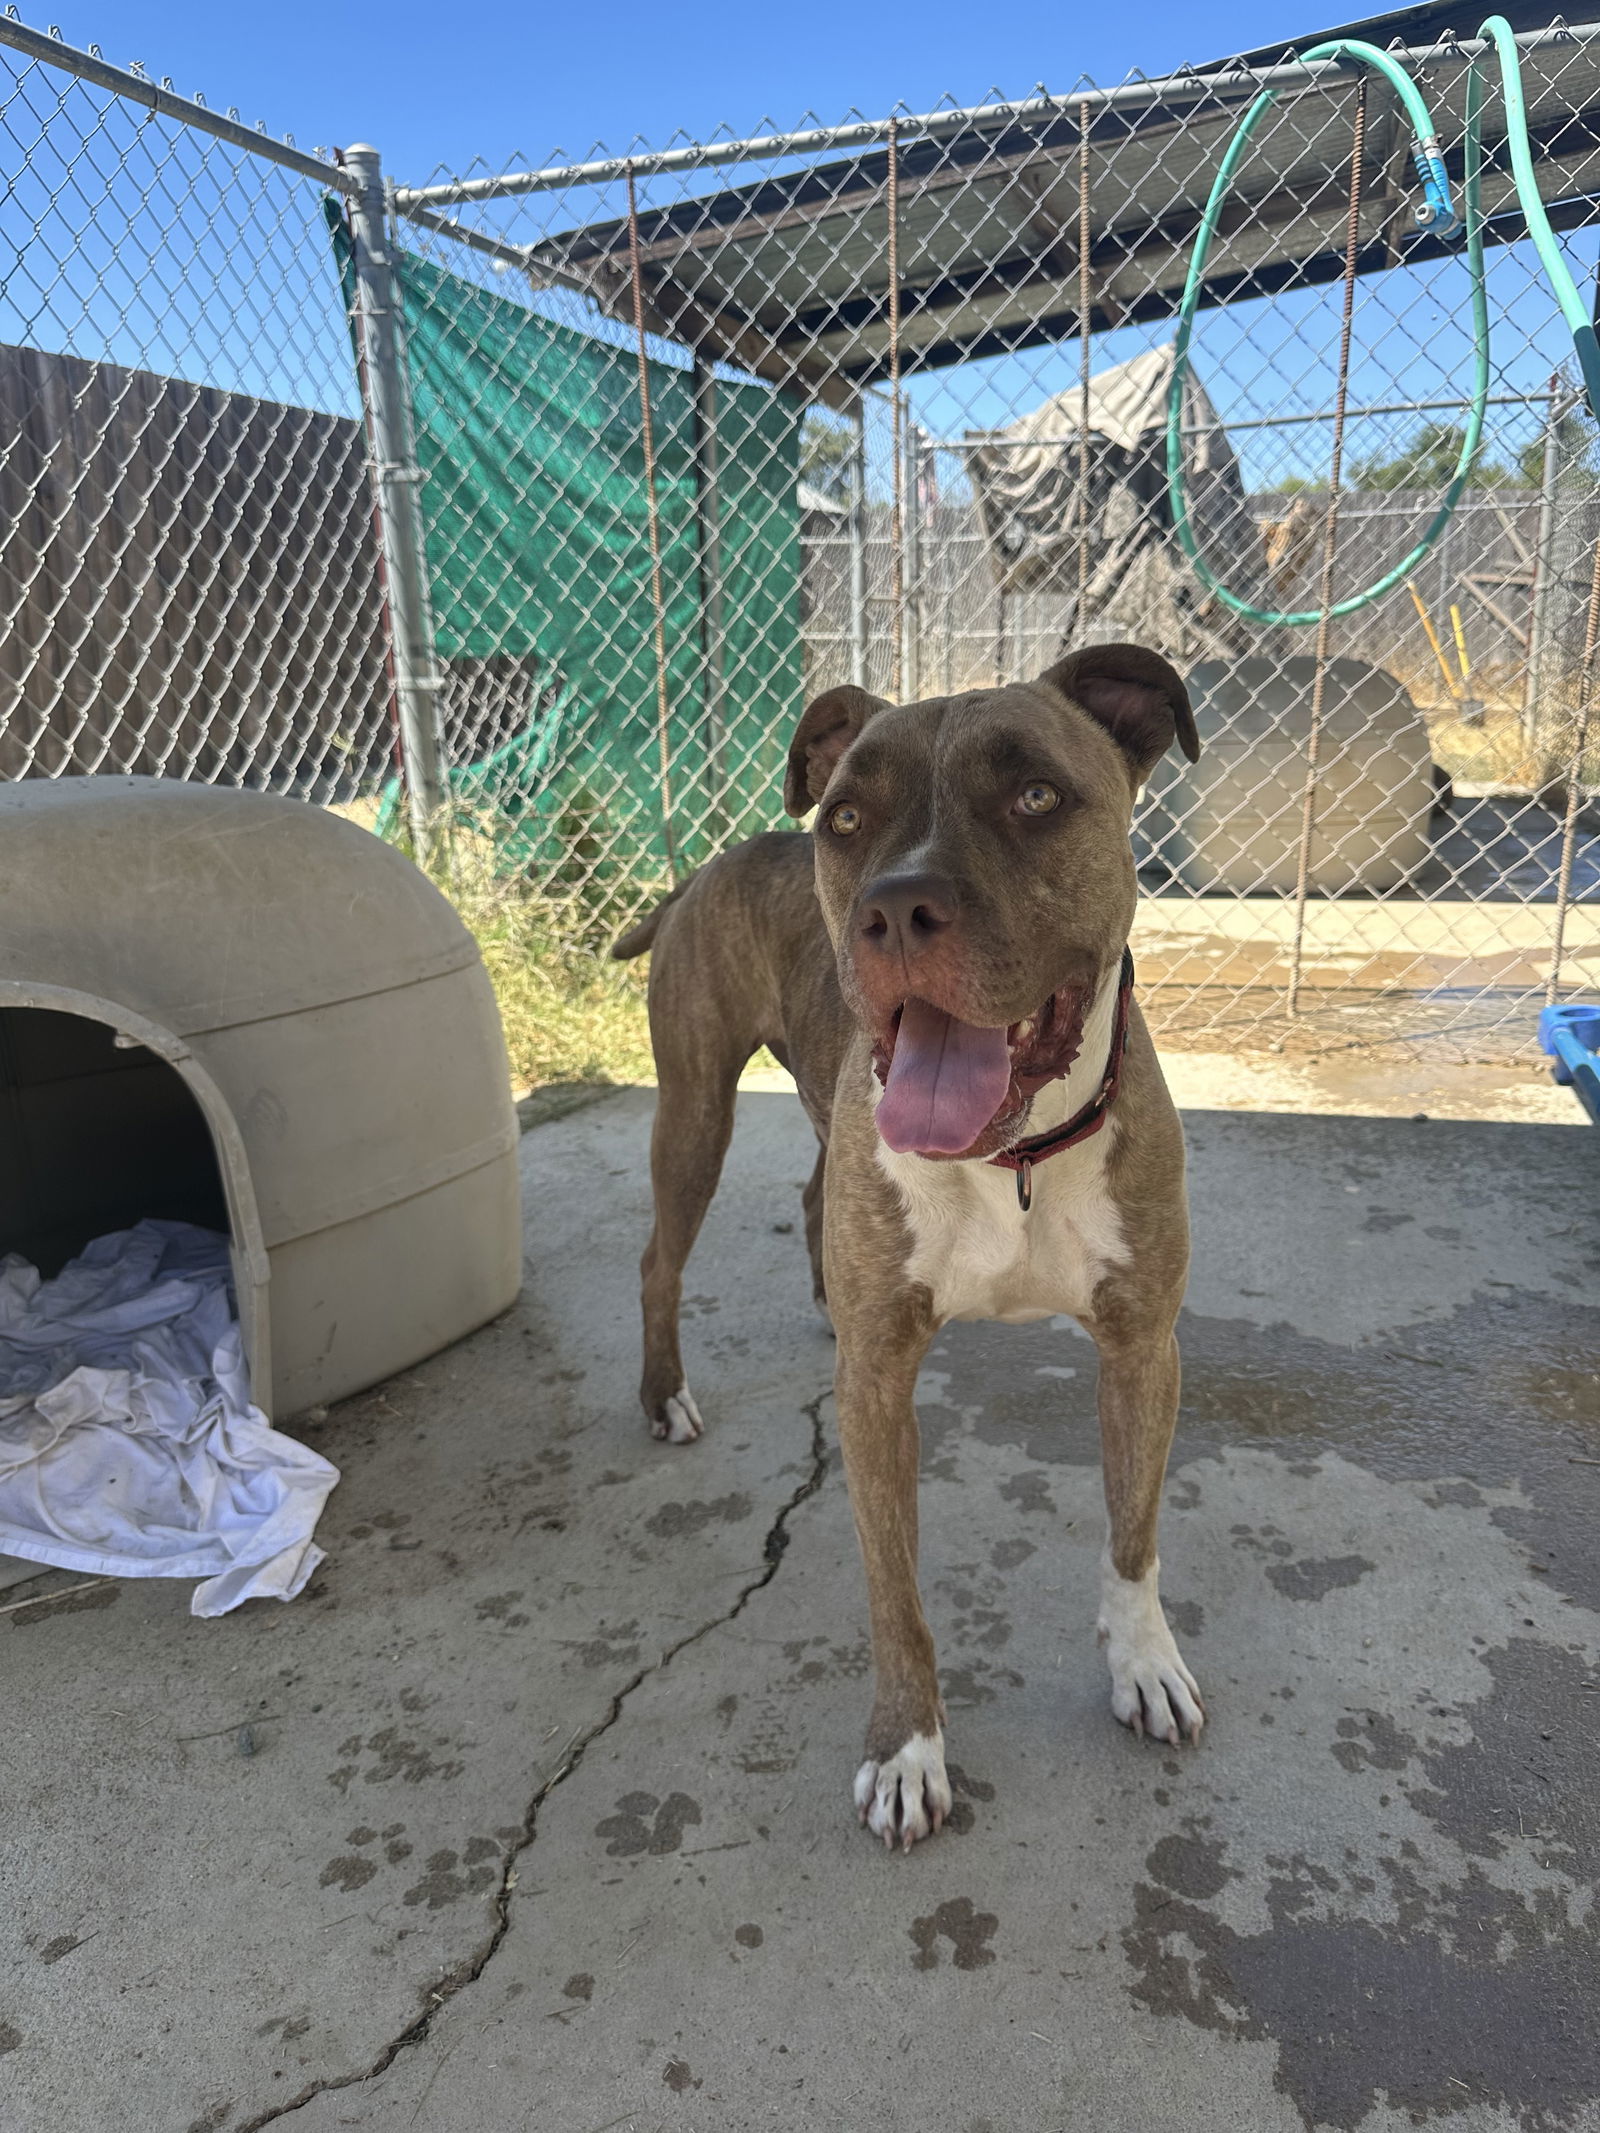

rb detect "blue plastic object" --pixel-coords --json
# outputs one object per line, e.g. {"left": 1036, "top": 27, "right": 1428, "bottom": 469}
{"left": 1538, "top": 1005, "right": 1600, "bottom": 1125}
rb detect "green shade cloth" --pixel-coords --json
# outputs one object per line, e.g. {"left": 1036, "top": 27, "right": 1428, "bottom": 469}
{"left": 334, "top": 219, "right": 802, "bottom": 886}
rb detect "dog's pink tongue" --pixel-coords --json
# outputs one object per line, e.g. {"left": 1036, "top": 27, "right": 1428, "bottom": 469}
{"left": 876, "top": 997, "right": 1013, "bottom": 1156}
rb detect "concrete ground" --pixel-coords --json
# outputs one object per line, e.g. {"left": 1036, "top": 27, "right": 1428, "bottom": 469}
{"left": 3, "top": 1069, "right": 1599, "bottom": 2133}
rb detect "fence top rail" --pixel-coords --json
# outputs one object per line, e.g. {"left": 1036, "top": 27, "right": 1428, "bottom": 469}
{"left": 938, "top": 390, "right": 1576, "bottom": 448}
{"left": 393, "top": 19, "right": 1600, "bottom": 208}
{"left": 0, "top": 9, "right": 358, "bottom": 192}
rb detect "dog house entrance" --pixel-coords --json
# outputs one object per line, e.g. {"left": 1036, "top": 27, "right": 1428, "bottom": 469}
{"left": 0, "top": 1008, "right": 230, "bottom": 1277}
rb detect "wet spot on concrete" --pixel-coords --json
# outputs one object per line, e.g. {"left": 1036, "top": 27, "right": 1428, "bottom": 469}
{"left": 475, "top": 1591, "right": 525, "bottom": 1620}
{"left": 644, "top": 1494, "right": 753, "bottom": 1538}
{"left": 1266, "top": 1554, "right": 1376, "bottom": 1602}
{"left": 1164, "top": 1598, "right": 1204, "bottom": 1638}
{"left": 463, "top": 1836, "right": 500, "bottom": 1865}
{"left": 319, "top": 1855, "right": 378, "bottom": 1894}
{"left": 1362, "top": 1209, "right": 1414, "bottom": 1234}
{"left": 594, "top": 1791, "right": 703, "bottom": 1857}
{"left": 1330, "top": 1710, "right": 1414, "bottom": 1775}
{"left": 401, "top": 1848, "right": 498, "bottom": 1910}
{"left": 0, "top": 2024, "right": 18, "bottom": 2056}
{"left": 563, "top": 1974, "right": 594, "bottom": 2000}
{"left": 1164, "top": 1294, "right": 1600, "bottom": 1612}
{"left": 184, "top": 2105, "right": 231, "bottom": 2133}
{"left": 663, "top": 2057, "right": 700, "bottom": 2091}
{"left": 1407, "top": 1642, "right": 1595, "bottom": 1864}
{"left": 997, "top": 1470, "right": 1056, "bottom": 1517}
{"left": 989, "top": 1537, "right": 1035, "bottom": 1571}
{"left": 36, "top": 1935, "right": 83, "bottom": 1965}
{"left": 734, "top": 1924, "right": 763, "bottom": 1949}
{"left": 909, "top": 1897, "right": 999, "bottom": 1972}
{"left": 1428, "top": 1479, "right": 1484, "bottom": 1508}
{"left": 1124, "top": 1639, "right": 1600, "bottom": 2130}
{"left": 345, "top": 1826, "right": 377, "bottom": 1847}
{"left": 8, "top": 1581, "right": 120, "bottom": 1628}
{"left": 1127, "top": 1868, "right": 1600, "bottom": 2132}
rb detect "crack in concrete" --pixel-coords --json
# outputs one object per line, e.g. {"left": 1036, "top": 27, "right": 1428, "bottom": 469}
{"left": 238, "top": 1395, "right": 830, "bottom": 2131}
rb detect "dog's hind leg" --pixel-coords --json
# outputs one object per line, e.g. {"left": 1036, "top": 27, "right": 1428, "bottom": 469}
{"left": 638, "top": 1000, "right": 753, "bottom": 1444}
{"left": 802, "top": 1139, "right": 830, "bottom": 1327}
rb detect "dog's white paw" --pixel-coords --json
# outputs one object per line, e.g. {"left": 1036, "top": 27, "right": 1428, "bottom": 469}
{"left": 854, "top": 1730, "right": 952, "bottom": 1851}
{"left": 1098, "top": 1555, "right": 1204, "bottom": 1747}
{"left": 653, "top": 1386, "right": 704, "bottom": 1445}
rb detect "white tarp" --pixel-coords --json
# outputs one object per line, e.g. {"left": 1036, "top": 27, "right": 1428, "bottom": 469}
{"left": 0, "top": 1219, "right": 338, "bottom": 1617}
{"left": 966, "top": 342, "right": 1266, "bottom": 665}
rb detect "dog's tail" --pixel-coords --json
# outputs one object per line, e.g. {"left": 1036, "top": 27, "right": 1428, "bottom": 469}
{"left": 610, "top": 877, "right": 691, "bottom": 961}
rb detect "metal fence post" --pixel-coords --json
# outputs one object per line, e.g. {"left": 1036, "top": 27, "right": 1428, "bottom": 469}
{"left": 849, "top": 398, "right": 869, "bottom": 690}
{"left": 344, "top": 144, "right": 447, "bottom": 867}
{"left": 691, "top": 358, "right": 727, "bottom": 836}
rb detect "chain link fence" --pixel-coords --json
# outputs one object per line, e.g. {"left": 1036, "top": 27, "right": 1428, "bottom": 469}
{"left": 3, "top": 11, "right": 1599, "bottom": 1061}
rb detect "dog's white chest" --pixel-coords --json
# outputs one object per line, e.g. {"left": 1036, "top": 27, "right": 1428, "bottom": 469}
{"left": 876, "top": 1122, "right": 1128, "bottom": 1325}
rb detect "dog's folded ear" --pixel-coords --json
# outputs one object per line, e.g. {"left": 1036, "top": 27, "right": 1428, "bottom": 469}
{"left": 783, "top": 685, "right": 891, "bottom": 816}
{"left": 1037, "top": 644, "right": 1199, "bottom": 779}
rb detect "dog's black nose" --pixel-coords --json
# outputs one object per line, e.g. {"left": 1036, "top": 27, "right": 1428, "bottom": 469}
{"left": 859, "top": 871, "right": 958, "bottom": 957}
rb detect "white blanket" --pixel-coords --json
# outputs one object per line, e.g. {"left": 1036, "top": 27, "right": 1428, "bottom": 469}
{"left": 0, "top": 1220, "right": 338, "bottom": 1617}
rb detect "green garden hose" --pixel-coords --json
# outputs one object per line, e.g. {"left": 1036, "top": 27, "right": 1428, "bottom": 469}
{"left": 1164, "top": 17, "right": 1600, "bottom": 626}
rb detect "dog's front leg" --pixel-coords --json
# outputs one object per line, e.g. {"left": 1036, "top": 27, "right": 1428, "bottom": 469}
{"left": 1087, "top": 1301, "right": 1204, "bottom": 1746}
{"left": 834, "top": 1322, "right": 951, "bottom": 1849}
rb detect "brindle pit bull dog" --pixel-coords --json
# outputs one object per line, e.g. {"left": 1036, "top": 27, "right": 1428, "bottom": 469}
{"left": 612, "top": 642, "right": 1204, "bottom": 1850}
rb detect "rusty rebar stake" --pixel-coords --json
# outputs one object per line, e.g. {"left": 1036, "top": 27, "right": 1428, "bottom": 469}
{"left": 1077, "top": 99, "right": 1093, "bottom": 627}
{"left": 887, "top": 118, "right": 905, "bottom": 701}
{"left": 1288, "top": 76, "right": 1368, "bottom": 1020}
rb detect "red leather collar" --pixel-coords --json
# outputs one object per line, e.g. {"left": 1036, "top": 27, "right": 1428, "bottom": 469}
{"left": 988, "top": 948, "right": 1135, "bottom": 1211}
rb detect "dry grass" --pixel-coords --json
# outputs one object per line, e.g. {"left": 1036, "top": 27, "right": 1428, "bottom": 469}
{"left": 324, "top": 798, "right": 660, "bottom": 1094}
{"left": 463, "top": 887, "right": 655, "bottom": 1095}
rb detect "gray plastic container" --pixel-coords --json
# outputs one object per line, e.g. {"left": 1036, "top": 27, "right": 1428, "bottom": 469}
{"left": 0, "top": 777, "right": 521, "bottom": 1418}
{"left": 1141, "top": 656, "right": 1434, "bottom": 894}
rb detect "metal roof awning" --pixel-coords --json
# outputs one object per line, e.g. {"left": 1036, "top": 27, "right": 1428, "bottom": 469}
{"left": 401, "top": 6, "right": 1600, "bottom": 405}
{"left": 396, "top": 6, "right": 1600, "bottom": 406}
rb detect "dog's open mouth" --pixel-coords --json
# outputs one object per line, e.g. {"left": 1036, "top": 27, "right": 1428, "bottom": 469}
{"left": 870, "top": 987, "right": 1088, "bottom": 1158}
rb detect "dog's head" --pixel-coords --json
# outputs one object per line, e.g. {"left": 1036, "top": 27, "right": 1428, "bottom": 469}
{"left": 783, "top": 644, "right": 1197, "bottom": 1161}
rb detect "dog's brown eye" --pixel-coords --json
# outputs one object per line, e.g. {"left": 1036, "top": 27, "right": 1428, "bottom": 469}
{"left": 1016, "top": 782, "right": 1060, "bottom": 816}
{"left": 828, "top": 803, "right": 862, "bottom": 836}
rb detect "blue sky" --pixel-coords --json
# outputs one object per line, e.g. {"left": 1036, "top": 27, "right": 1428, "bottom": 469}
{"left": 10, "top": 0, "right": 1596, "bottom": 485}
{"left": 90, "top": 1, "right": 1303, "bottom": 181}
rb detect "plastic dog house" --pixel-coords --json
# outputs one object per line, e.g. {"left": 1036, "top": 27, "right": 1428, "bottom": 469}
{"left": 0, "top": 777, "right": 522, "bottom": 1417}
{"left": 1144, "top": 656, "right": 1435, "bottom": 894}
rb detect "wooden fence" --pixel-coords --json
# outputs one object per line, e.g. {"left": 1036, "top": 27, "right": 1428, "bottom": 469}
{"left": 0, "top": 342, "right": 394, "bottom": 799}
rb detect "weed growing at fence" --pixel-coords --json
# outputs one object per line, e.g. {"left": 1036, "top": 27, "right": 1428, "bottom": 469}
{"left": 459, "top": 883, "right": 654, "bottom": 1094}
